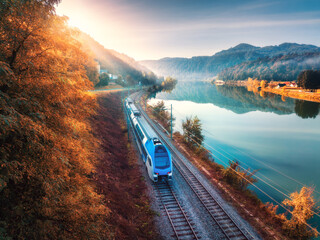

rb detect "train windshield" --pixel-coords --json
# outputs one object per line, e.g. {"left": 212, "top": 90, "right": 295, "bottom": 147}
{"left": 154, "top": 145, "right": 170, "bottom": 169}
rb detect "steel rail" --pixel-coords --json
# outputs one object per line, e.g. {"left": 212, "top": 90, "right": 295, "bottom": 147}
{"left": 133, "top": 91, "right": 252, "bottom": 240}
{"left": 124, "top": 94, "right": 199, "bottom": 240}
{"left": 155, "top": 182, "right": 199, "bottom": 240}
{"left": 173, "top": 159, "right": 249, "bottom": 240}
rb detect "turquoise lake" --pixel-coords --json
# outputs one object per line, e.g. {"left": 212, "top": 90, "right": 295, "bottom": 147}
{"left": 148, "top": 81, "right": 320, "bottom": 230}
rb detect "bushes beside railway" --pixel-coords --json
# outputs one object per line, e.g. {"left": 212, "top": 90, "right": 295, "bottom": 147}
{"left": 149, "top": 100, "right": 175, "bottom": 133}
{"left": 222, "top": 161, "right": 258, "bottom": 191}
{"left": 171, "top": 116, "right": 318, "bottom": 239}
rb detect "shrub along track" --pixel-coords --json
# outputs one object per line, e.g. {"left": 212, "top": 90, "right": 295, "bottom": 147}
{"left": 137, "top": 97, "right": 253, "bottom": 240}
{"left": 90, "top": 92, "right": 160, "bottom": 240}
{"left": 131, "top": 91, "right": 264, "bottom": 240}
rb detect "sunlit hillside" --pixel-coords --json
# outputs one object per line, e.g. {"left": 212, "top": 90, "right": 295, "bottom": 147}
{"left": 78, "top": 32, "right": 158, "bottom": 86}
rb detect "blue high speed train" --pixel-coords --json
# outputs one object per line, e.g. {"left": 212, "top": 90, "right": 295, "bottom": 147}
{"left": 125, "top": 98, "right": 172, "bottom": 182}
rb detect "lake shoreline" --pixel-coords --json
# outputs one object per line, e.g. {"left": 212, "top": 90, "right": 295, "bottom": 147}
{"left": 219, "top": 80, "right": 320, "bottom": 103}
{"left": 262, "top": 87, "right": 320, "bottom": 103}
{"left": 149, "top": 81, "right": 320, "bottom": 238}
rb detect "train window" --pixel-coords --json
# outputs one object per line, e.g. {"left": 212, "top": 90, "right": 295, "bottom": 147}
{"left": 148, "top": 156, "right": 152, "bottom": 166}
{"left": 136, "top": 125, "right": 144, "bottom": 140}
{"left": 155, "top": 145, "right": 170, "bottom": 169}
{"left": 141, "top": 145, "right": 147, "bottom": 158}
{"left": 134, "top": 111, "right": 141, "bottom": 116}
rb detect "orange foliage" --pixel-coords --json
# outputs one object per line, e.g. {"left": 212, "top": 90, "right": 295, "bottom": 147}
{"left": 0, "top": 1, "right": 108, "bottom": 239}
{"left": 282, "top": 187, "right": 318, "bottom": 239}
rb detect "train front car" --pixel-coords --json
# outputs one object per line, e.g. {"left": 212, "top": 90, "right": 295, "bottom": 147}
{"left": 125, "top": 98, "right": 172, "bottom": 182}
{"left": 146, "top": 137, "right": 172, "bottom": 182}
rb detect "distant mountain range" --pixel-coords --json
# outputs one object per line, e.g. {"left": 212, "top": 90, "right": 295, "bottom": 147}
{"left": 140, "top": 43, "right": 320, "bottom": 81}
{"left": 78, "top": 32, "right": 157, "bottom": 85}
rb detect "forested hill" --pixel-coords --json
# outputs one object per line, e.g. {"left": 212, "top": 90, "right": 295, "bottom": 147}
{"left": 140, "top": 43, "right": 320, "bottom": 81}
{"left": 78, "top": 32, "right": 157, "bottom": 85}
{"left": 218, "top": 52, "right": 320, "bottom": 81}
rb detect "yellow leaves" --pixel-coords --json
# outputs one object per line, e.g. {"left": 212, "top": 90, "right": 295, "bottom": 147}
{"left": 64, "top": 117, "right": 88, "bottom": 136}
{"left": 0, "top": 1, "right": 107, "bottom": 238}
{"left": 265, "top": 202, "right": 278, "bottom": 215}
{"left": 283, "top": 187, "right": 315, "bottom": 223}
{"left": 260, "top": 80, "right": 267, "bottom": 88}
{"left": 282, "top": 186, "right": 318, "bottom": 238}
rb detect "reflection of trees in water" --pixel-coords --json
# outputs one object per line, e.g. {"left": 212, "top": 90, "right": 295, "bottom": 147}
{"left": 154, "top": 82, "right": 320, "bottom": 120}
{"left": 216, "top": 85, "right": 295, "bottom": 114}
{"left": 294, "top": 100, "right": 320, "bottom": 119}
{"left": 155, "top": 82, "right": 297, "bottom": 114}
{"left": 148, "top": 77, "right": 178, "bottom": 98}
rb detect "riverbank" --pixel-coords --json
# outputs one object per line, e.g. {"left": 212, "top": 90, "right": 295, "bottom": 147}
{"left": 142, "top": 94, "right": 288, "bottom": 239}
{"left": 220, "top": 80, "right": 320, "bottom": 103}
{"left": 172, "top": 133, "right": 288, "bottom": 240}
{"left": 262, "top": 87, "right": 320, "bottom": 103}
{"left": 91, "top": 92, "right": 160, "bottom": 239}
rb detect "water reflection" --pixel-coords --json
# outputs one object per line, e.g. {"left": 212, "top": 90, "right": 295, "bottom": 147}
{"left": 154, "top": 81, "right": 320, "bottom": 119}
{"left": 152, "top": 81, "right": 320, "bottom": 232}
{"left": 294, "top": 100, "right": 320, "bottom": 119}
{"left": 216, "top": 85, "right": 295, "bottom": 115}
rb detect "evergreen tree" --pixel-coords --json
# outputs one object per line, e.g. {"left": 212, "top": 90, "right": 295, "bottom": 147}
{"left": 297, "top": 70, "right": 320, "bottom": 90}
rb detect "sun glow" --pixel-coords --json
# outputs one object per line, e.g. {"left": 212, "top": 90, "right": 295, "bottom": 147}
{"left": 56, "top": 0, "right": 142, "bottom": 59}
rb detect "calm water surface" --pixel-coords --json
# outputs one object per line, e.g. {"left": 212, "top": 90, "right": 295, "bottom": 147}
{"left": 149, "top": 81, "right": 320, "bottom": 229}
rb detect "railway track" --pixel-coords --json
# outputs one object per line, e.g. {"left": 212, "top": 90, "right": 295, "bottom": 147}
{"left": 173, "top": 158, "right": 249, "bottom": 240}
{"left": 132, "top": 92, "right": 252, "bottom": 240}
{"left": 155, "top": 182, "right": 199, "bottom": 240}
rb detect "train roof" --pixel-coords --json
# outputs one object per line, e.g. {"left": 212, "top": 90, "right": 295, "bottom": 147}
{"left": 126, "top": 97, "right": 133, "bottom": 104}
{"left": 131, "top": 104, "right": 139, "bottom": 112}
{"left": 136, "top": 116, "right": 158, "bottom": 139}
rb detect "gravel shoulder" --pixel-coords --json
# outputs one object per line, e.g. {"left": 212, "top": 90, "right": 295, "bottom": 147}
{"left": 129, "top": 91, "right": 262, "bottom": 240}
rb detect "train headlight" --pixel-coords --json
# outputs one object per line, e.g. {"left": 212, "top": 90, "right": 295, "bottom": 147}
{"left": 168, "top": 171, "right": 172, "bottom": 176}
{"left": 153, "top": 173, "right": 158, "bottom": 182}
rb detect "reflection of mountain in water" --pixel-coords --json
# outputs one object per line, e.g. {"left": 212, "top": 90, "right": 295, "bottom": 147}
{"left": 154, "top": 82, "right": 296, "bottom": 115}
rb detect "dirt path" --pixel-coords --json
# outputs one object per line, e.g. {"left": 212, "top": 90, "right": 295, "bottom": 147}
{"left": 90, "top": 92, "right": 160, "bottom": 240}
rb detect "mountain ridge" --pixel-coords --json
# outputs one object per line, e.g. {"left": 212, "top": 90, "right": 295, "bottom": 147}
{"left": 140, "top": 43, "right": 320, "bottom": 81}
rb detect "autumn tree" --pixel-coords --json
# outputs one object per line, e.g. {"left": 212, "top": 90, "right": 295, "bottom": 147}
{"left": 96, "top": 72, "right": 110, "bottom": 87}
{"left": 161, "top": 76, "right": 178, "bottom": 93}
{"left": 0, "top": 1, "right": 108, "bottom": 239}
{"left": 260, "top": 80, "right": 267, "bottom": 88}
{"left": 85, "top": 57, "right": 100, "bottom": 85}
{"left": 182, "top": 116, "right": 204, "bottom": 148}
{"left": 282, "top": 187, "right": 318, "bottom": 239}
{"left": 222, "top": 160, "right": 258, "bottom": 191}
{"left": 151, "top": 101, "right": 175, "bottom": 132}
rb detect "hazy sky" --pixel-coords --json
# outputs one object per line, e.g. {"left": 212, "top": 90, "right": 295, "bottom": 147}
{"left": 56, "top": 0, "right": 320, "bottom": 60}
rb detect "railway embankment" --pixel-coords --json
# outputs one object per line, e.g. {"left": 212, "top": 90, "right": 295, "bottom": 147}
{"left": 141, "top": 93, "right": 288, "bottom": 239}
{"left": 171, "top": 133, "right": 287, "bottom": 240}
{"left": 90, "top": 92, "right": 160, "bottom": 239}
